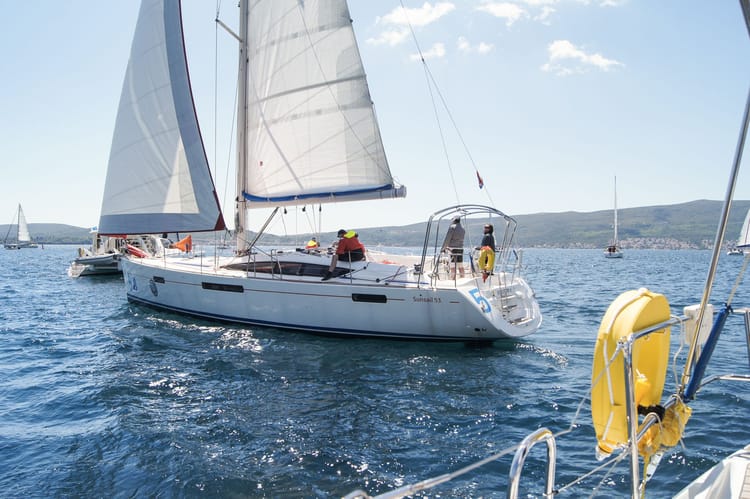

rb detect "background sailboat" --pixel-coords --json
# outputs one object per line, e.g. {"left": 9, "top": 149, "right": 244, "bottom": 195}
{"left": 604, "top": 176, "right": 623, "bottom": 258}
{"left": 728, "top": 207, "right": 750, "bottom": 254}
{"left": 3, "top": 203, "right": 38, "bottom": 249}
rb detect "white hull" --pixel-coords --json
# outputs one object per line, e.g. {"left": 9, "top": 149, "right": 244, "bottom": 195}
{"left": 121, "top": 250, "right": 541, "bottom": 341}
{"left": 674, "top": 444, "right": 750, "bottom": 498}
{"left": 4, "top": 243, "right": 38, "bottom": 249}
{"left": 604, "top": 249, "right": 623, "bottom": 258}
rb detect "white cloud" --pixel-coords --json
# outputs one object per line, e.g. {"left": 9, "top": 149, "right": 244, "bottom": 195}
{"left": 477, "top": 0, "right": 624, "bottom": 28}
{"left": 476, "top": 2, "right": 527, "bottom": 26}
{"left": 370, "top": 2, "right": 455, "bottom": 47}
{"left": 410, "top": 42, "right": 447, "bottom": 61}
{"left": 520, "top": 0, "right": 560, "bottom": 5}
{"left": 457, "top": 36, "right": 494, "bottom": 54}
{"left": 535, "top": 6, "right": 556, "bottom": 24}
{"left": 367, "top": 28, "right": 410, "bottom": 47}
{"left": 541, "top": 39, "right": 623, "bottom": 75}
{"left": 379, "top": 2, "right": 456, "bottom": 27}
{"left": 477, "top": 42, "right": 494, "bottom": 54}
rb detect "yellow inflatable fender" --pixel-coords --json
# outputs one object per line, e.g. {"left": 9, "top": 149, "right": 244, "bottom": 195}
{"left": 591, "top": 288, "right": 671, "bottom": 456}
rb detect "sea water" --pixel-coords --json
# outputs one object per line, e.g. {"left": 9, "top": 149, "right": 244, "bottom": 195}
{"left": 1, "top": 246, "right": 748, "bottom": 497}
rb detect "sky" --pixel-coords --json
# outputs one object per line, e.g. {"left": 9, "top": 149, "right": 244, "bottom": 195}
{"left": 3, "top": 1, "right": 750, "bottom": 236}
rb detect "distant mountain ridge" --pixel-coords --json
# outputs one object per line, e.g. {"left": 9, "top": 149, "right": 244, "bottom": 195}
{"left": 513, "top": 199, "right": 750, "bottom": 249}
{"left": 5, "top": 200, "right": 749, "bottom": 249}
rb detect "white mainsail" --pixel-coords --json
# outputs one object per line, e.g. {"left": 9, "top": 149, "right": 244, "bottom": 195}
{"left": 98, "top": 0, "right": 225, "bottom": 235}
{"left": 241, "top": 0, "right": 406, "bottom": 208}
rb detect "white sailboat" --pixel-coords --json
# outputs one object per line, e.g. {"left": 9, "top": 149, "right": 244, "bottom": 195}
{"left": 604, "top": 176, "right": 623, "bottom": 258}
{"left": 97, "top": 0, "right": 542, "bottom": 341}
{"left": 3, "top": 203, "right": 38, "bottom": 249}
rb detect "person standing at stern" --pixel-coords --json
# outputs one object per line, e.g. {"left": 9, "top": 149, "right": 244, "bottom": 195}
{"left": 441, "top": 216, "right": 465, "bottom": 279}
{"left": 478, "top": 224, "right": 496, "bottom": 282}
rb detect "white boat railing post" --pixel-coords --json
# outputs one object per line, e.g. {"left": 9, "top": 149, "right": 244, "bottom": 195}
{"left": 621, "top": 336, "right": 640, "bottom": 498}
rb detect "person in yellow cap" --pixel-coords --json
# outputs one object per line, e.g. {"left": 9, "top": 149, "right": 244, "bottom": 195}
{"left": 322, "top": 229, "right": 365, "bottom": 280}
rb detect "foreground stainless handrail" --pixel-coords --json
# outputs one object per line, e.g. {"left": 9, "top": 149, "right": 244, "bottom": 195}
{"left": 507, "top": 428, "right": 556, "bottom": 499}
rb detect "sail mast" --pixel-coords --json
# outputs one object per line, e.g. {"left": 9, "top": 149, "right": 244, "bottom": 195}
{"left": 235, "top": 0, "right": 249, "bottom": 252}
{"left": 613, "top": 176, "right": 618, "bottom": 245}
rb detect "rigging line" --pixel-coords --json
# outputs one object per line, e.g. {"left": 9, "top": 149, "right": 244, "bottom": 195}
{"left": 301, "top": 206, "right": 319, "bottom": 236}
{"left": 213, "top": 1, "right": 219, "bottom": 217}
{"left": 397, "top": 1, "right": 459, "bottom": 204}
{"left": 727, "top": 252, "right": 750, "bottom": 306}
{"left": 214, "top": 0, "right": 238, "bottom": 229}
{"left": 222, "top": 55, "right": 239, "bottom": 229}
{"left": 423, "top": 64, "right": 461, "bottom": 205}
{"left": 399, "top": 0, "right": 497, "bottom": 207}
{"left": 421, "top": 62, "right": 498, "bottom": 207}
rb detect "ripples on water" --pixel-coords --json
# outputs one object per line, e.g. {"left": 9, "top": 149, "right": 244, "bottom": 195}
{"left": 0, "top": 247, "right": 748, "bottom": 497}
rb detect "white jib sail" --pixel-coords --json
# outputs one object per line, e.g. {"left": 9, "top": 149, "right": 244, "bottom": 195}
{"left": 98, "top": 0, "right": 224, "bottom": 235}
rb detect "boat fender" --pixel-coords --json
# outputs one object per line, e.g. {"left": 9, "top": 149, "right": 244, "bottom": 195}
{"left": 591, "top": 288, "right": 671, "bottom": 457}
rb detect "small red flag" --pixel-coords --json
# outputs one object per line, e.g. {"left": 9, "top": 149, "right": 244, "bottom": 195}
{"left": 476, "top": 171, "right": 484, "bottom": 189}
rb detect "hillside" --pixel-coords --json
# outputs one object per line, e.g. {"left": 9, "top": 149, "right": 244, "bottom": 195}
{"left": 4, "top": 199, "right": 749, "bottom": 249}
{"left": 513, "top": 199, "right": 750, "bottom": 249}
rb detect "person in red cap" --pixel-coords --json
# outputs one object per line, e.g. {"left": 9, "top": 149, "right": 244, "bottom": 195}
{"left": 322, "top": 229, "right": 365, "bottom": 280}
